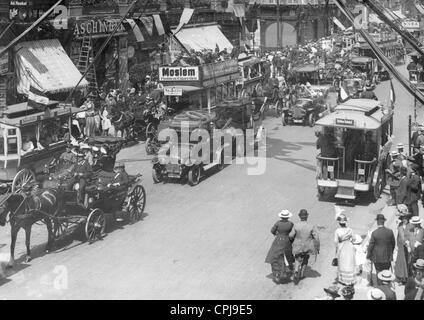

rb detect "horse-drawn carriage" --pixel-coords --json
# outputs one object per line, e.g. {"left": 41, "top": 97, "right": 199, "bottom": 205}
{"left": 0, "top": 136, "right": 146, "bottom": 267}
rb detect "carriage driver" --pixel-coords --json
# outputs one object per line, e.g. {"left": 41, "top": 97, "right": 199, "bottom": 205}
{"left": 107, "top": 162, "right": 129, "bottom": 189}
{"left": 68, "top": 151, "right": 93, "bottom": 206}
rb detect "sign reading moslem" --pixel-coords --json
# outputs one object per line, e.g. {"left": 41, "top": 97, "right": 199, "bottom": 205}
{"left": 159, "top": 66, "right": 199, "bottom": 81}
{"left": 335, "top": 118, "right": 355, "bottom": 126}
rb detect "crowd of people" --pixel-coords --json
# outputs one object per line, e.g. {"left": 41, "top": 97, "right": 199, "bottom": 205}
{"left": 266, "top": 205, "right": 424, "bottom": 300}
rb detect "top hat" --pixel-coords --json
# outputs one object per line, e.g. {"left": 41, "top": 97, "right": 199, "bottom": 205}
{"left": 324, "top": 286, "right": 340, "bottom": 298}
{"left": 278, "top": 210, "right": 293, "bottom": 219}
{"left": 377, "top": 270, "right": 395, "bottom": 282}
{"left": 375, "top": 213, "right": 387, "bottom": 221}
{"left": 367, "top": 288, "right": 386, "bottom": 300}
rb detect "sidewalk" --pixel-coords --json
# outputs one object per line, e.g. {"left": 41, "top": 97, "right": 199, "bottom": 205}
{"left": 351, "top": 191, "right": 423, "bottom": 300}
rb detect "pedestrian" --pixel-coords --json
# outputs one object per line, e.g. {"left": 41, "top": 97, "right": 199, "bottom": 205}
{"left": 367, "top": 288, "right": 386, "bottom": 300}
{"left": 334, "top": 214, "right": 356, "bottom": 286}
{"left": 101, "top": 105, "right": 112, "bottom": 136}
{"left": 404, "top": 259, "right": 424, "bottom": 300}
{"left": 409, "top": 216, "right": 424, "bottom": 264}
{"left": 366, "top": 214, "right": 396, "bottom": 285}
{"left": 376, "top": 270, "right": 397, "bottom": 300}
{"left": 352, "top": 234, "right": 366, "bottom": 276}
{"left": 394, "top": 205, "right": 412, "bottom": 284}
{"left": 396, "top": 166, "right": 408, "bottom": 210}
{"left": 265, "top": 209, "right": 295, "bottom": 284}
{"left": 405, "top": 164, "right": 422, "bottom": 217}
{"left": 385, "top": 151, "right": 402, "bottom": 206}
{"left": 315, "top": 285, "right": 340, "bottom": 300}
{"left": 290, "top": 209, "right": 320, "bottom": 285}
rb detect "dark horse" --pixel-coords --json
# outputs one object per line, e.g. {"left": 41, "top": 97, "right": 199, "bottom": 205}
{"left": 0, "top": 188, "right": 59, "bottom": 268}
{"left": 111, "top": 110, "right": 135, "bottom": 139}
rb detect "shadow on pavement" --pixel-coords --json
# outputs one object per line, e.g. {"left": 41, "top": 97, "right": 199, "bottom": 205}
{"left": 266, "top": 137, "right": 315, "bottom": 172}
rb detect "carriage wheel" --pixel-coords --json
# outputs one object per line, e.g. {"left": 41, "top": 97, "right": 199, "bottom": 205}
{"left": 128, "top": 185, "right": 146, "bottom": 223}
{"left": 85, "top": 208, "right": 106, "bottom": 244}
{"left": 12, "top": 169, "right": 36, "bottom": 193}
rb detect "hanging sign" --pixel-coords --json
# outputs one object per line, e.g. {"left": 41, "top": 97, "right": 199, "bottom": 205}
{"left": 164, "top": 87, "right": 183, "bottom": 96}
{"left": 159, "top": 66, "right": 199, "bottom": 81}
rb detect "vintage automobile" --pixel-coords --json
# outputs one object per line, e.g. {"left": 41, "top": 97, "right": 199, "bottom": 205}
{"left": 282, "top": 97, "right": 328, "bottom": 127}
{"left": 315, "top": 99, "right": 394, "bottom": 202}
{"left": 290, "top": 64, "right": 333, "bottom": 97}
{"left": 151, "top": 110, "right": 232, "bottom": 186}
{"left": 349, "top": 56, "right": 378, "bottom": 86}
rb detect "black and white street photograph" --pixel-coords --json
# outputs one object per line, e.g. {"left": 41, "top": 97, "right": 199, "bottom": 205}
{"left": 0, "top": 0, "right": 423, "bottom": 303}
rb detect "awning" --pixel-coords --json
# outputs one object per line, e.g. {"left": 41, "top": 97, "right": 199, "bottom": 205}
{"left": 173, "top": 24, "right": 233, "bottom": 53}
{"left": 14, "top": 39, "right": 89, "bottom": 96}
{"left": 417, "top": 2, "right": 424, "bottom": 15}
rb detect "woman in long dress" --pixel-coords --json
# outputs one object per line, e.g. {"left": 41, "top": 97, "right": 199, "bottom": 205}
{"left": 101, "top": 106, "right": 111, "bottom": 136}
{"left": 395, "top": 207, "right": 412, "bottom": 284}
{"left": 334, "top": 214, "right": 356, "bottom": 286}
{"left": 265, "top": 209, "right": 295, "bottom": 284}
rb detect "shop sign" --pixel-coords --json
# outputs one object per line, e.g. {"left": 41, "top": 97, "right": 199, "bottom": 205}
{"left": 402, "top": 20, "right": 419, "bottom": 30}
{"left": 202, "top": 60, "right": 239, "bottom": 81}
{"left": 164, "top": 87, "right": 183, "bottom": 96}
{"left": 0, "top": 51, "right": 8, "bottom": 75}
{"left": 74, "top": 18, "right": 126, "bottom": 38}
{"left": 159, "top": 67, "right": 199, "bottom": 81}
{"left": 335, "top": 118, "right": 355, "bottom": 126}
{"left": 9, "top": 0, "right": 64, "bottom": 22}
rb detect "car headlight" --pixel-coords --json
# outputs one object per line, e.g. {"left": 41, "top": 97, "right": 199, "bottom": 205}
{"left": 73, "top": 183, "right": 80, "bottom": 191}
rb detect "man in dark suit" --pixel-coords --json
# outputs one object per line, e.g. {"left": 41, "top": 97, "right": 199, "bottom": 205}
{"left": 405, "top": 165, "right": 422, "bottom": 218}
{"left": 405, "top": 259, "right": 424, "bottom": 300}
{"left": 396, "top": 166, "right": 409, "bottom": 206}
{"left": 367, "top": 214, "right": 396, "bottom": 284}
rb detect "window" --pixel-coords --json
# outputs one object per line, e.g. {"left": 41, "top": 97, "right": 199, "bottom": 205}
{"left": 7, "top": 137, "right": 17, "bottom": 154}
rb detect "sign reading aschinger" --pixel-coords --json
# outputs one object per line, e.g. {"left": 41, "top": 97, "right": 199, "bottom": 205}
{"left": 159, "top": 67, "right": 199, "bottom": 81}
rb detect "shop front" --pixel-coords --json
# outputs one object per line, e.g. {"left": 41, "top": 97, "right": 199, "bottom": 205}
{"left": 70, "top": 16, "right": 129, "bottom": 93}
{"left": 159, "top": 60, "right": 240, "bottom": 112}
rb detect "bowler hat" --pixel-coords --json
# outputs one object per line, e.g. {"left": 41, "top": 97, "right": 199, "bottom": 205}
{"left": 377, "top": 270, "right": 395, "bottom": 282}
{"left": 414, "top": 259, "right": 424, "bottom": 270}
{"left": 323, "top": 286, "right": 340, "bottom": 298}
{"left": 375, "top": 213, "right": 386, "bottom": 221}
{"left": 278, "top": 210, "right": 293, "bottom": 219}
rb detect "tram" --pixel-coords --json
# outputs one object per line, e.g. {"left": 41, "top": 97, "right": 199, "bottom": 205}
{"left": 315, "top": 99, "right": 394, "bottom": 201}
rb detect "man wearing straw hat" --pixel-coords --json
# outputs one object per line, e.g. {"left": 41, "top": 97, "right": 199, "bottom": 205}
{"left": 367, "top": 288, "right": 386, "bottom": 300}
{"left": 409, "top": 216, "right": 424, "bottom": 264}
{"left": 265, "top": 209, "right": 295, "bottom": 284}
{"left": 366, "top": 214, "right": 396, "bottom": 285}
{"left": 376, "top": 269, "right": 397, "bottom": 300}
{"left": 385, "top": 150, "right": 401, "bottom": 206}
{"left": 405, "top": 259, "right": 424, "bottom": 300}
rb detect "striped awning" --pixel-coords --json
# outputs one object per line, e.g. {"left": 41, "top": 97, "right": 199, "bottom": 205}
{"left": 417, "top": 2, "right": 424, "bottom": 15}
{"left": 14, "top": 39, "right": 88, "bottom": 95}
{"left": 123, "top": 14, "right": 170, "bottom": 43}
